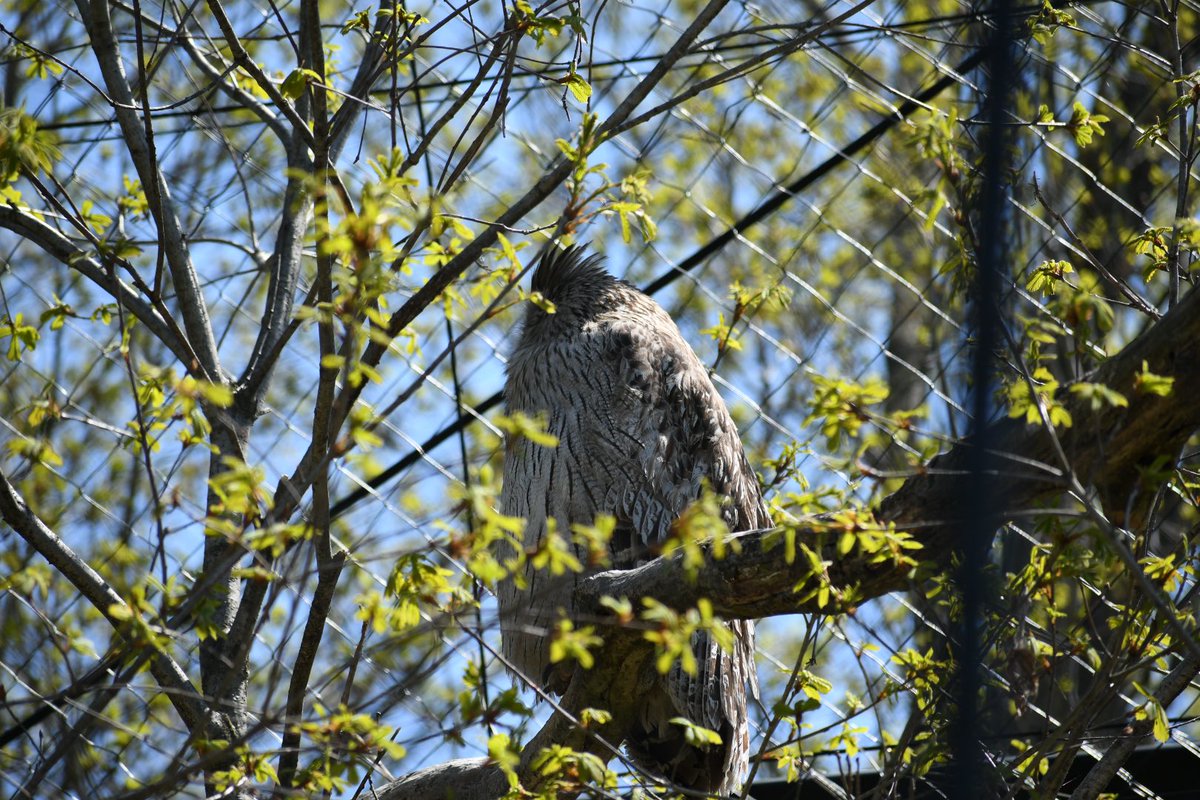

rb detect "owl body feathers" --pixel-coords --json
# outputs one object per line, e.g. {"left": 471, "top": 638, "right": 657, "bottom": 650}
{"left": 499, "top": 247, "right": 768, "bottom": 795}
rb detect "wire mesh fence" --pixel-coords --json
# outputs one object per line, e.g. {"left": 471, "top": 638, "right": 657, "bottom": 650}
{"left": 1, "top": 1, "right": 1198, "bottom": 798}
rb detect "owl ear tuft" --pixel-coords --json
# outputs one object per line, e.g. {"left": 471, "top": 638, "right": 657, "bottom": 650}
{"left": 530, "top": 244, "right": 612, "bottom": 301}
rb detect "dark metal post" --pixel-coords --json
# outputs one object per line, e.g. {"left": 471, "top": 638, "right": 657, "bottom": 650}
{"left": 956, "top": 1, "right": 1018, "bottom": 796}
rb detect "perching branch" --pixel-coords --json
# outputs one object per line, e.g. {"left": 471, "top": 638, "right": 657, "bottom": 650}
{"left": 381, "top": 284, "right": 1200, "bottom": 799}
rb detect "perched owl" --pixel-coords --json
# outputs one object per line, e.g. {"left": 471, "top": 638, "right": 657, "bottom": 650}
{"left": 498, "top": 246, "right": 768, "bottom": 795}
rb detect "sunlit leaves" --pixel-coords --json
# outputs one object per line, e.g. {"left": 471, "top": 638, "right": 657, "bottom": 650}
{"left": 512, "top": 0, "right": 565, "bottom": 46}
{"left": 555, "top": 114, "right": 659, "bottom": 242}
{"left": 701, "top": 312, "right": 743, "bottom": 354}
{"left": 891, "top": 648, "right": 947, "bottom": 713}
{"left": 106, "top": 581, "right": 173, "bottom": 653}
{"left": 1064, "top": 101, "right": 1110, "bottom": 147}
{"left": 640, "top": 597, "right": 733, "bottom": 676}
{"left": 449, "top": 464, "right": 526, "bottom": 588}
{"left": 1006, "top": 367, "right": 1072, "bottom": 428}
{"left": 207, "top": 456, "right": 270, "bottom": 520}
{"left": 208, "top": 746, "right": 280, "bottom": 794}
{"left": 525, "top": 289, "right": 557, "bottom": 315}
{"left": 384, "top": 553, "right": 461, "bottom": 630}
{"left": 563, "top": 70, "right": 592, "bottom": 104}
{"left": 455, "top": 664, "right": 530, "bottom": 739}
{"left": 548, "top": 619, "right": 603, "bottom": 669}
{"left": 907, "top": 108, "right": 966, "bottom": 230}
{"left": 5, "top": 434, "right": 62, "bottom": 468}
{"left": 122, "top": 367, "right": 232, "bottom": 452}
{"left": 526, "top": 745, "right": 616, "bottom": 798}
{"left": 828, "top": 721, "right": 869, "bottom": 758}
{"left": 0, "top": 313, "right": 39, "bottom": 360}
{"left": 569, "top": 514, "right": 615, "bottom": 568}
{"left": 281, "top": 68, "right": 322, "bottom": 101}
{"left": 495, "top": 411, "right": 558, "bottom": 448}
{"left": 78, "top": 200, "right": 112, "bottom": 233}
{"left": 701, "top": 280, "right": 792, "bottom": 361}
{"left": 670, "top": 717, "right": 723, "bottom": 748}
{"left": 1026, "top": 259, "right": 1073, "bottom": 296}
{"left": 489, "top": 733, "right": 522, "bottom": 791}
{"left": 579, "top": 707, "right": 612, "bottom": 728}
{"left": 530, "top": 518, "right": 583, "bottom": 576}
{"left": 117, "top": 175, "right": 149, "bottom": 218}
{"left": 795, "top": 669, "right": 833, "bottom": 707}
{"left": 805, "top": 373, "right": 889, "bottom": 451}
{"left": 1132, "top": 684, "right": 1171, "bottom": 744}
{"left": 1141, "top": 553, "right": 1182, "bottom": 592}
{"left": 1027, "top": 0, "right": 1075, "bottom": 45}
{"left": 664, "top": 487, "right": 737, "bottom": 579}
{"left": 290, "top": 704, "right": 406, "bottom": 793}
{"left": 1068, "top": 381, "right": 1128, "bottom": 412}
{"left": 1134, "top": 360, "right": 1175, "bottom": 397}
{"left": 0, "top": 106, "right": 59, "bottom": 179}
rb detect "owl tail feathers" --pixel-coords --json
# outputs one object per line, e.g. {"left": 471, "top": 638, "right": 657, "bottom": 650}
{"left": 625, "top": 693, "right": 746, "bottom": 798}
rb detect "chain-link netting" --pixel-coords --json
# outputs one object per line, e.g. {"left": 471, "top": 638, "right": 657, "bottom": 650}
{"left": 1, "top": 1, "right": 1198, "bottom": 798}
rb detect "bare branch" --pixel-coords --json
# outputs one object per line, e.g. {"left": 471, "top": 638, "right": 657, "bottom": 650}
{"left": 202, "top": 0, "right": 316, "bottom": 152}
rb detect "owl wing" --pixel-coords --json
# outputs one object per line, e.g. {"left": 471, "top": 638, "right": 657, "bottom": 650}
{"left": 583, "top": 304, "right": 768, "bottom": 793}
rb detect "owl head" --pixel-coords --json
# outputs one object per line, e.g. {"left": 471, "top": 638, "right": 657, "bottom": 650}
{"left": 523, "top": 245, "right": 622, "bottom": 330}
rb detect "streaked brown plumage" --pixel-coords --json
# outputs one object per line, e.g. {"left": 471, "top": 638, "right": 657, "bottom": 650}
{"left": 498, "top": 246, "right": 767, "bottom": 795}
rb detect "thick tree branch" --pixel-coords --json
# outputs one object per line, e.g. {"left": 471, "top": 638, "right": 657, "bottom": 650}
{"left": 377, "top": 758, "right": 504, "bottom": 800}
{"left": 880, "top": 282, "right": 1200, "bottom": 544}
{"left": 575, "top": 287, "right": 1200, "bottom": 622}
{"left": 382, "top": 284, "right": 1200, "bottom": 799}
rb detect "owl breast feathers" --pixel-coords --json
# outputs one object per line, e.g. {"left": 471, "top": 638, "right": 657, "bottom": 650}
{"left": 498, "top": 246, "right": 769, "bottom": 795}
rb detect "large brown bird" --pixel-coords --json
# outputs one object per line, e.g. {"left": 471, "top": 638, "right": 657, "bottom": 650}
{"left": 498, "top": 246, "right": 768, "bottom": 796}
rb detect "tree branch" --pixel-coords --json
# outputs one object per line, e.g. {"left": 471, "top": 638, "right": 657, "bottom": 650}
{"left": 880, "top": 283, "right": 1200, "bottom": 546}
{"left": 0, "top": 202, "right": 200, "bottom": 371}
{"left": 376, "top": 758, "right": 505, "bottom": 800}
{"left": 380, "top": 284, "right": 1200, "bottom": 799}
{"left": 0, "top": 468, "right": 203, "bottom": 733}
{"left": 1069, "top": 653, "right": 1200, "bottom": 800}
{"left": 75, "top": 0, "right": 222, "bottom": 378}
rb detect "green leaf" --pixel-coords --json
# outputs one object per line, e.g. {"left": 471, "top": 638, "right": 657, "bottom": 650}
{"left": 1066, "top": 101, "right": 1109, "bottom": 147}
{"left": 1134, "top": 360, "right": 1174, "bottom": 397}
{"left": 0, "top": 107, "right": 60, "bottom": 177}
{"left": 495, "top": 411, "right": 558, "bottom": 447}
{"left": 1026, "top": 260, "right": 1072, "bottom": 295}
{"left": 1068, "top": 382, "right": 1127, "bottom": 411}
{"left": 281, "top": 68, "right": 322, "bottom": 101}
{"left": 565, "top": 72, "right": 592, "bottom": 103}
{"left": 670, "top": 717, "right": 723, "bottom": 747}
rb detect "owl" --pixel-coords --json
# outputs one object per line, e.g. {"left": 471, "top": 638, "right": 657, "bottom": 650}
{"left": 498, "top": 246, "right": 768, "bottom": 795}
